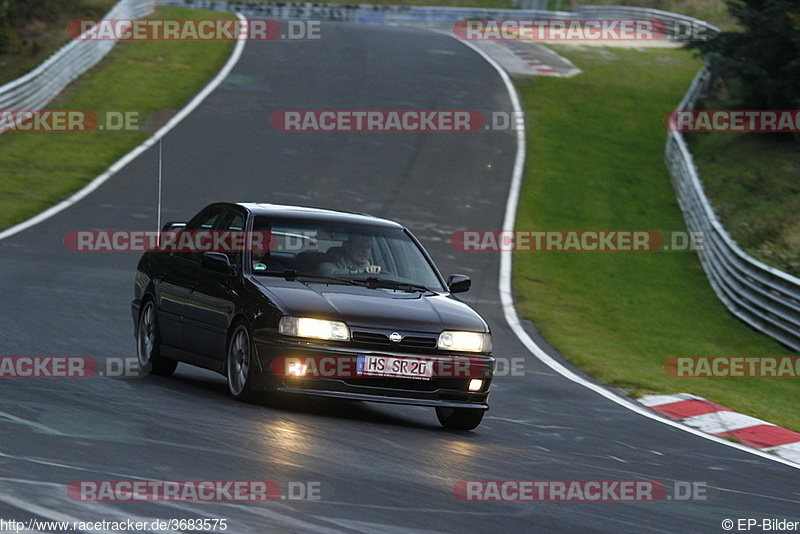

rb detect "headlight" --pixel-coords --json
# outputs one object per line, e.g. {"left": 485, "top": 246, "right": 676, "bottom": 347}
{"left": 279, "top": 316, "right": 350, "bottom": 341}
{"left": 437, "top": 331, "right": 491, "bottom": 353}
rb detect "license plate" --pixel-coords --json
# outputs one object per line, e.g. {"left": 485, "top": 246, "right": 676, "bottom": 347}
{"left": 356, "top": 354, "right": 433, "bottom": 380}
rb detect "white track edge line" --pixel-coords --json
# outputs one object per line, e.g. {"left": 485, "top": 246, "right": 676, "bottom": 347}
{"left": 0, "top": 14, "right": 248, "bottom": 514}
{"left": 454, "top": 36, "right": 800, "bottom": 471}
{"left": 0, "top": 13, "right": 248, "bottom": 243}
{"left": 2, "top": 17, "right": 797, "bottom": 470}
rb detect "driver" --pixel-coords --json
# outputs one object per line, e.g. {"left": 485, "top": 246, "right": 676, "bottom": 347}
{"left": 318, "top": 235, "right": 381, "bottom": 275}
{"left": 250, "top": 219, "right": 274, "bottom": 272}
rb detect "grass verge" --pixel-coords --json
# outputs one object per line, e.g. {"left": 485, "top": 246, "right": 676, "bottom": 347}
{"left": 0, "top": 7, "right": 234, "bottom": 230}
{"left": 569, "top": 0, "right": 736, "bottom": 30}
{"left": 2, "top": 2, "right": 795, "bottom": 432}
{"left": 685, "top": 125, "right": 800, "bottom": 276}
{"left": 0, "top": 0, "right": 513, "bottom": 87}
{"left": 203, "top": 0, "right": 516, "bottom": 7}
{"left": 513, "top": 45, "right": 799, "bottom": 431}
{"left": 0, "top": 0, "right": 117, "bottom": 85}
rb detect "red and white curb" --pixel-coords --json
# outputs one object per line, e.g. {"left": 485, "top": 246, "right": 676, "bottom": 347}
{"left": 458, "top": 37, "right": 581, "bottom": 78}
{"left": 639, "top": 393, "right": 800, "bottom": 465}
{"left": 500, "top": 41, "right": 560, "bottom": 76}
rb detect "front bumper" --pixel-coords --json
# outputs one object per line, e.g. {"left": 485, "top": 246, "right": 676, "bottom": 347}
{"left": 253, "top": 337, "right": 493, "bottom": 409}
{"left": 277, "top": 387, "right": 488, "bottom": 409}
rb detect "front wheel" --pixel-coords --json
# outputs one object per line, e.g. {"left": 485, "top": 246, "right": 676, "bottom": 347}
{"left": 227, "top": 323, "right": 257, "bottom": 401}
{"left": 435, "top": 406, "right": 485, "bottom": 431}
{"left": 136, "top": 299, "right": 177, "bottom": 376}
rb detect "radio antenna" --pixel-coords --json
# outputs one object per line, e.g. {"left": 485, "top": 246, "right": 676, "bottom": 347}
{"left": 157, "top": 137, "right": 163, "bottom": 246}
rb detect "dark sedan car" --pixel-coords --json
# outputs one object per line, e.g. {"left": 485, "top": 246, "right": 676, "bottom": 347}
{"left": 132, "top": 202, "right": 494, "bottom": 430}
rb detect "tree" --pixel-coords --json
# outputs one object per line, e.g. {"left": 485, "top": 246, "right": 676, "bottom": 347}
{"left": 689, "top": 0, "right": 800, "bottom": 110}
{"left": 0, "top": 0, "right": 20, "bottom": 55}
{"left": 0, "top": 0, "right": 101, "bottom": 56}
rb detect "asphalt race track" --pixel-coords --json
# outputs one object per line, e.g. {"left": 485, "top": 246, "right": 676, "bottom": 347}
{"left": 1, "top": 22, "right": 798, "bottom": 533}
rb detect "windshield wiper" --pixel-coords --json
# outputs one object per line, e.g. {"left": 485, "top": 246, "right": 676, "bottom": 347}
{"left": 257, "top": 270, "right": 430, "bottom": 292}
{"left": 291, "top": 271, "right": 364, "bottom": 286}
{"left": 360, "top": 276, "right": 431, "bottom": 293}
{"left": 255, "top": 269, "right": 360, "bottom": 285}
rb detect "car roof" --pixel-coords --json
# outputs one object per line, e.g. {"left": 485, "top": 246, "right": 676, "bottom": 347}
{"left": 234, "top": 202, "right": 405, "bottom": 229}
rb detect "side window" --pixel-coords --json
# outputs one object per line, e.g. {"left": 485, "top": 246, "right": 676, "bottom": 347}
{"left": 173, "top": 205, "right": 225, "bottom": 263}
{"left": 216, "top": 209, "right": 246, "bottom": 265}
{"left": 185, "top": 206, "right": 224, "bottom": 232}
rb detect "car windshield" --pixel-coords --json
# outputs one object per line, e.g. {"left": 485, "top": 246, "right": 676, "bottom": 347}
{"left": 249, "top": 216, "right": 445, "bottom": 292}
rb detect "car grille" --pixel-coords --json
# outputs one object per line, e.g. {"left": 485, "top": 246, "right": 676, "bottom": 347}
{"left": 400, "top": 336, "right": 438, "bottom": 349}
{"left": 351, "top": 331, "right": 391, "bottom": 345}
{"left": 350, "top": 329, "right": 438, "bottom": 351}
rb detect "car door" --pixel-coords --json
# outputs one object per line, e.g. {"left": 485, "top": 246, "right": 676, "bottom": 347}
{"left": 156, "top": 205, "right": 226, "bottom": 351}
{"left": 181, "top": 207, "right": 246, "bottom": 361}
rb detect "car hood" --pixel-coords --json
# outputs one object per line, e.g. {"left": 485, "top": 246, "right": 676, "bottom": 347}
{"left": 254, "top": 281, "right": 488, "bottom": 333}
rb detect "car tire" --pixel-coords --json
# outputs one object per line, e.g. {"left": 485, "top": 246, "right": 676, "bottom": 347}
{"left": 136, "top": 299, "right": 178, "bottom": 377}
{"left": 227, "top": 322, "right": 257, "bottom": 401}
{"left": 435, "top": 406, "right": 485, "bottom": 431}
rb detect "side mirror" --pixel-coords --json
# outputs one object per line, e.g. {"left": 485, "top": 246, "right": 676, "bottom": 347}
{"left": 447, "top": 274, "right": 471, "bottom": 294}
{"left": 161, "top": 221, "right": 186, "bottom": 231}
{"left": 201, "top": 252, "right": 235, "bottom": 275}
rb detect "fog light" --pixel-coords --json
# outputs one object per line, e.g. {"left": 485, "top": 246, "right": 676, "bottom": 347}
{"left": 287, "top": 362, "right": 308, "bottom": 377}
{"left": 468, "top": 379, "right": 483, "bottom": 391}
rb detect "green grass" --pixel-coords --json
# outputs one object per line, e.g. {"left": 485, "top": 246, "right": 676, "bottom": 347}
{"left": 197, "top": 0, "right": 517, "bottom": 7}
{"left": 2, "top": 0, "right": 795, "bottom": 432}
{"left": 0, "top": 0, "right": 117, "bottom": 85}
{"left": 0, "top": 0, "right": 516, "bottom": 88}
{"left": 513, "top": 45, "right": 800, "bottom": 431}
{"left": 569, "top": 0, "right": 736, "bottom": 31}
{"left": 0, "top": 7, "right": 234, "bottom": 230}
{"left": 685, "top": 127, "right": 800, "bottom": 277}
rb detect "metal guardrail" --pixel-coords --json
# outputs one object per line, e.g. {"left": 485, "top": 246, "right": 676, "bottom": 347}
{"left": 156, "top": 1, "right": 720, "bottom": 39}
{"left": 573, "top": 6, "right": 720, "bottom": 40}
{"left": 156, "top": 1, "right": 568, "bottom": 24}
{"left": 513, "top": 0, "right": 547, "bottom": 10}
{"left": 159, "top": 2, "right": 798, "bottom": 349}
{"left": 0, "top": 0, "right": 153, "bottom": 122}
{"left": 666, "top": 68, "right": 800, "bottom": 350}
{"left": 0, "top": 0, "right": 719, "bottom": 113}
{"left": 4, "top": 0, "right": 792, "bottom": 348}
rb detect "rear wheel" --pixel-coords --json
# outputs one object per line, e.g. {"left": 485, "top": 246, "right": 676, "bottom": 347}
{"left": 136, "top": 300, "right": 177, "bottom": 376}
{"left": 227, "top": 323, "right": 257, "bottom": 400}
{"left": 435, "top": 406, "right": 485, "bottom": 431}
